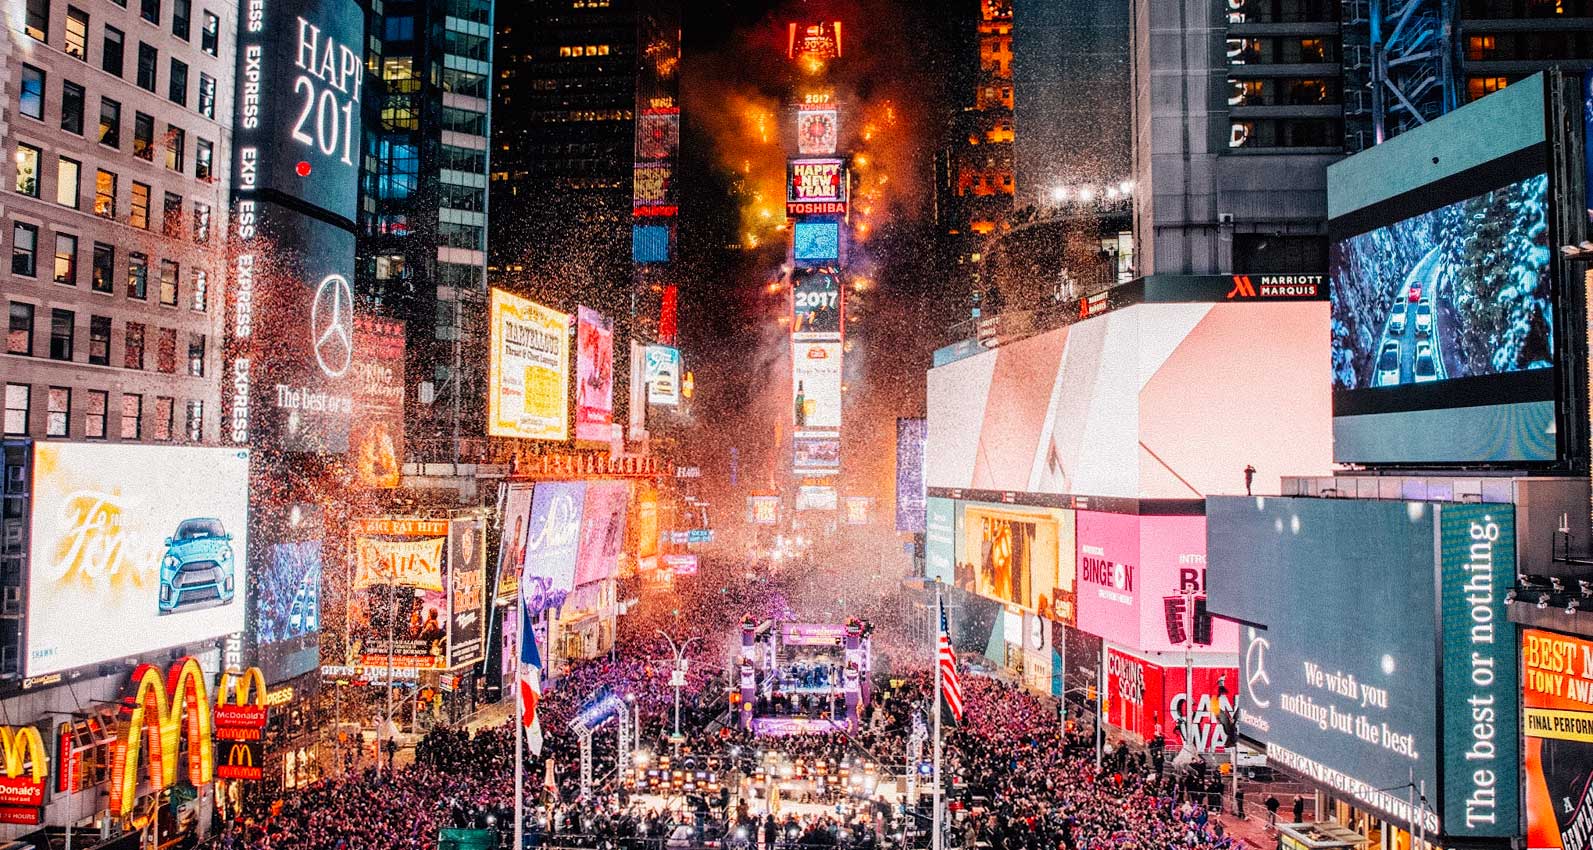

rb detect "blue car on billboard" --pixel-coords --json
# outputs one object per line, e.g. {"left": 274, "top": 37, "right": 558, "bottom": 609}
{"left": 158, "top": 517, "right": 236, "bottom": 614}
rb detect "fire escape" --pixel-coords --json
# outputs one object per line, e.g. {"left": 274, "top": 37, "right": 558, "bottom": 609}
{"left": 1343, "top": 0, "right": 1458, "bottom": 152}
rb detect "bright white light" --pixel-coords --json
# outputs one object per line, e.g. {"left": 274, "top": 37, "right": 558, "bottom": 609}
{"left": 1118, "top": 180, "right": 1134, "bottom": 194}
{"left": 1079, "top": 187, "right": 1096, "bottom": 202}
{"left": 1050, "top": 186, "right": 1068, "bottom": 202}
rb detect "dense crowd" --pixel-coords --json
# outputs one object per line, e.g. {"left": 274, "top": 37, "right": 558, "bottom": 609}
{"left": 207, "top": 562, "right": 1254, "bottom": 850}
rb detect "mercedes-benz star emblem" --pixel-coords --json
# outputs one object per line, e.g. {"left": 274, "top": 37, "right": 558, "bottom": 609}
{"left": 1244, "top": 634, "right": 1271, "bottom": 708}
{"left": 311, "top": 274, "right": 354, "bottom": 378}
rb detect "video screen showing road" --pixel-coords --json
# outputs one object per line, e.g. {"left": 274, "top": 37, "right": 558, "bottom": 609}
{"left": 1331, "top": 173, "right": 1553, "bottom": 391}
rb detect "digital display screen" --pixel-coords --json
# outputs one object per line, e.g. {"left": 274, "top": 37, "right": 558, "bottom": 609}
{"left": 794, "top": 435, "right": 841, "bottom": 472}
{"left": 793, "top": 341, "right": 841, "bottom": 428}
{"left": 349, "top": 518, "right": 449, "bottom": 668}
{"left": 27, "top": 444, "right": 250, "bottom": 676}
{"left": 895, "top": 418, "right": 927, "bottom": 533}
{"left": 1074, "top": 511, "right": 1221, "bottom": 652}
{"left": 632, "top": 224, "right": 670, "bottom": 263}
{"left": 351, "top": 316, "right": 404, "bottom": 487}
{"left": 787, "top": 158, "right": 846, "bottom": 215}
{"left": 793, "top": 221, "right": 840, "bottom": 263}
{"left": 796, "top": 107, "right": 838, "bottom": 156}
{"left": 259, "top": 541, "right": 321, "bottom": 644}
{"left": 574, "top": 482, "right": 628, "bottom": 586}
{"left": 792, "top": 270, "right": 841, "bottom": 336}
{"left": 795, "top": 485, "right": 838, "bottom": 511}
{"left": 233, "top": 0, "right": 364, "bottom": 223}
{"left": 575, "top": 307, "right": 615, "bottom": 442}
{"left": 1106, "top": 650, "right": 1238, "bottom": 752}
{"left": 488, "top": 289, "right": 569, "bottom": 440}
{"left": 446, "top": 517, "right": 486, "bottom": 668}
{"left": 644, "top": 345, "right": 681, "bottom": 406}
{"left": 952, "top": 501, "right": 1077, "bottom": 625}
{"left": 522, "top": 482, "right": 586, "bottom": 593}
{"left": 1208, "top": 497, "right": 1519, "bottom": 837}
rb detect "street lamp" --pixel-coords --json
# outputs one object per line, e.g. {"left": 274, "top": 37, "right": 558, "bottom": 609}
{"left": 657, "top": 630, "right": 700, "bottom": 745}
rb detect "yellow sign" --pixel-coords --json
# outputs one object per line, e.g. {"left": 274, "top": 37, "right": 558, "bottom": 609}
{"left": 0, "top": 727, "right": 46, "bottom": 783}
{"left": 1524, "top": 706, "right": 1593, "bottom": 743}
{"left": 108, "top": 657, "right": 213, "bottom": 817}
{"left": 217, "top": 667, "right": 266, "bottom": 708}
{"left": 488, "top": 289, "right": 570, "bottom": 440}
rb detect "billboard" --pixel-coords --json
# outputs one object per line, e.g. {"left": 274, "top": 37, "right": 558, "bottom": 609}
{"left": 787, "top": 158, "right": 846, "bottom": 215}
{"left": 523, "top": 482, "right": 586, "bottom": 593}
{"left": 488, "top": 289, "right": 570, "bottom": 440}
{"left": 663, "top": 554, "right": 698, "bottom": 575}
{"left": 844, "top": 496, "right": 870, "bottom": 526}
{"left": 796, "top": 485, "right": 837, "bottom": 511}
{"left": 634, "top": 483, "right": 659, "bottom": 569}
{"left": 349, "top": 518, "right": 449, "bottom": 668}
{"left": 446, "top": 517, "right": 485, "bottom": 668}
{"left": 926, "top": 301, "right": 1330, "bottom": 500}
{"left": 793, "top": 221, "right": 840, "bottom": 264}
{"left": 952, "top": 501, "right": 1077, "bottom": 624}
{"left": 496, "top": 483, "right": 534, "bottom": 604}
{"left": 575, "top": 307, "right": 615, "bottom": 443}
{"left": 792, "top": 271, "right": 842, "bottom": 336}
{"left": 574, "top": 482, "right": 628, "bottom": 586}
{"left": 258, "top": 540, "right": 321, "bottom": 644}
{"left": 1075, "top": 512, "right": 1220, "bottom": 652}
{"left": 633, "top": 223, "right": 670, "bottom": 263}
{"left": 1208, "top": 497, "right": 1519, "bottom": 838}
{"left": 749, "top": 495, "right": 780, "bottom": 525}
{"left": 793, "top": 341, "right": 842, "bottom": 428}
{"left": 633, "top": 163, "right": 677, "bottom": 215}
{"left": 1523, "top": 629, "right": 1593, "bottom": 850}
{"left": 27, "top": 444, "right": 249, "bottom": 676}
{"left": 796, "top": 107, "right": 838, "bottom": 156}
{"left": 645, "top": 345, "right": 682, "bottom": 406}
{"left": 896, "top": 418, "right": 927, "bottom": 532}
{"left": 636, "top": 107, "right": 680, "bottom": 161}
{"left": 794, "top": 434, "right": 841, "bottom": 474}
{"left": 925, "top": 497, "right": 955, "bottom": 580}
{"left": 1105, "top": 649, "right": 1238, "bottom": 752}
{"left": 1328, "top": 74, "right": 1558, "bottom": 464}
{"left": 351, "top": 316, "right": 404, "bottom": 488}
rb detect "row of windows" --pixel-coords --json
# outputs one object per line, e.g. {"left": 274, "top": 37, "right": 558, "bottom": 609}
{"left": 1228, "top": 36, "right": 1338, "bottom": 64}
{"left": 8, "top": 302, "right": 207, "bottom": 375}
{"left": 1229, "top": 116, "right": 1342, "bottom": 148}
{"left": 26, "top": 0, "right": 219, "bottom": 54}
{"left": 16, "top": 150, "right": 215, "bottom": 240}
{"left": 10, "top": 221, "right": 210, "bottom": 308}
{"left": 1228, "top": 77, "right": 1342, "bottom": 107}
{"left": 18, "top": 66, "right": 218, "bottom": 178}
{"left": 4, "top": 383, "right": 203, "bottom": 441}
{"left": 1464, "top": 32, "right": 1593, "bottom": 61}
{"left": 20, "top": 17, "right": 219, "bottom": 125}
{"left": 557, "top": 44, "right": 611, "bottom": 57}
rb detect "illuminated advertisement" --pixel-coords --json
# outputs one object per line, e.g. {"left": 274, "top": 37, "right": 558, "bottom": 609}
{"left": 895, "top": 418, "right": 927, "bottom": 533}
{"left": 796, "top": 107, "right": 838, "bottom": 156}
{"left": 1106, "top": 649, "right": 1238, "bottom": 751}
{"left": 794, "top": 434, "right": 841, "bottom": 473}
{"left": 793, "top": 341, "right": 842, "bottom": 428}
{"left": 844, "top": 496, "right": 870, "bottom": 526}
{"left": 793, "top": 270, "right": 842, "bottom": 336}
{"left": 258, "top": 541, "right": 321, "bottom": 644}
{"left": 749, "top": 495, "right": 781, "bottom": 525}
{"left": 633, "top": 163, "right": 678, "bottom": 215}
{"left": 1328, "top": 74, "right": 1557, "bottom": 463}
{"left": 447, "top": 517, "right": 485, "bottom": 668}
{"left": 1523, "top": 629, "right": 1593, "bottom": 850}
{"left": 633, "top": 223, "right": 671, "bottom": 263}
{"left": 796, "top": 485, "right": 838, "bottom": 512}
{"left": 925, "top": 497, "right": 956, "bottom": 580}
{"left": 576, "top": 307, "right": 615, "bottom": 443}
{"left": 1208, "top": 497, "right": 1519, "bottom": 838}
{"left": 488, "top": 289, "right": 570, "bottom": 440}
{"left": 663, "top": 554, "right": 698, "bottom": 575}
{"left": 787, "top": 159, "right": 846, "bottom": 215}
{"left": 496, "top": 483, "right": 534, "bottom": 604}
{"left": 636, "top": 107, "right": 680, "bottom": 161}
{"left": 645, "top": 345, "right": 682, "bottom": 406}
{"left": 1074, "top": 512, "right": 1220, "bottom": 652}
{"left": 349, "top": 518, "right": 449, "bottom": 668}
{"left": 500, "top": 606, "right": 518, "bottom": 693}
{"left": 26, "top": 444, "right": 249, "bottom": 676}
{"left": 523, "top": 482, "right": 586, "bottom": 593}
{"left": 575, "top": 482, "right": 628, "bottom": 586}
{"left": 226, "top": 207, "right": 357, "bottom": 452}
{"left": 634, "top": 483, "right": 659, "bottom": 569}
{"left": 953, "top": 501, "right": 1077, "bottom": 625}
{"left": 926, "top": 301, "right": 1330, "bottom": 499}
{"left": 793, "top": 221, "right": 841, "bottom": 264}
{"left": 351, "top": 316, "right": 405, "bottom": 488}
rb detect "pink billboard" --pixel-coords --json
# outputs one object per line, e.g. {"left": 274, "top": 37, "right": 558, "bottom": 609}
{"left": 576, "top": 306, "right": 615, "bottom": 443}
{"left": 573, "top": 482, "right": 629, "bottom": 586}
{"left": 1076, "top": 512, "right": 1235, "bottom": 654}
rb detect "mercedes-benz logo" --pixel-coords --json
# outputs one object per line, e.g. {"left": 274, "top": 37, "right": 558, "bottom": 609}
{"left": 310, "top": 274, "right": 354, "bottom": 378}
{"left": 1245, "top": 634, "right": 1272, "bottom": 708}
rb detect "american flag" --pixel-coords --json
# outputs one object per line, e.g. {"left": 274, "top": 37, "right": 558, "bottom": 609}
{"left": 938, "top": 600, "right": 963, "bottom": 723}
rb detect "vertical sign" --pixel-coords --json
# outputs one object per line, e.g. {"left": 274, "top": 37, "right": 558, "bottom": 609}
{"left": 896, "top": 418, "right": 927, "bottom": 532}
{"left": 575, "top": 307, "right": 615, "bottom": 442}
{"left": 352, "top": 317, "right": 405, "bottom": 487}
{"left": 447, "top": 516, "right": 486, "bottom": 668}
{"left": 487, "top": 290, "right": 570, "bottom": 440}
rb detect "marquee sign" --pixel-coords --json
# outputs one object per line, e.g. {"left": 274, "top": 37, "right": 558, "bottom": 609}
{"left": 0, "top": 726, "right": 46, "bottom": 824}
{"left": 108, "top": 657, "right": 214, "bottom": 817}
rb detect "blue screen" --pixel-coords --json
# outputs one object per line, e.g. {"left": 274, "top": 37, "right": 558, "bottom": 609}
{"left": 793, "top": 221, "right": 840, "bottom": 262}
{"left": 633, "top": 225, "right": 670, "bottom": 263}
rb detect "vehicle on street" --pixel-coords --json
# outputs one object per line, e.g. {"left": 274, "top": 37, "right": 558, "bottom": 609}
{"left": 1414, "top": 341, "right": 1437, "bottom": 383}
{"left": 1375, "top": 340, "right": 1401, "bottom": 386}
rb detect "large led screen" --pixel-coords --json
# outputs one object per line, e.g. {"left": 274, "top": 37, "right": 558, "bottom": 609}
{"left": 925, "top": 301, "right": 1330, "bottom": 500}
{"left": 953, "top": 502, "right": 1076, "bottom": 624}
{"left": 574, "top": 482, "right": 628, "bottom": 586}
{"left": 925, "top": 497, "right": 956, "bottom": 580}
{"left": 645, "top": 345, "right": 681, "bottom": 406}
{"left": 576, "top": 307, "right": 615, "bottom": 443}
{"left": 1523, "top": 629, "right": 1593, "bottom": 850}
{"left": 793, "top": 341, "right": 842, "bottom": 428}
{"left": 793, "top": 221, "right": 840, "bottom": 264}
{"left": 522, "top": 482, "right": 586, "bottom": 593}
{"left": 258, "top": 540, "right": 321, "bottom": 644}
{"left": 1207, "top": 497, "right": 1518, "bottom": 838}
{"left": 895, "top": 418, "right": 927, "bottom": 533}
{"left": 1106, "top": 650, "right": 1238, "bottom": 752}
{"left": 27, "top": 444, "right": 250, "bottom": 676}
{"left": 496, "top": 482, "right": 534, "bottom": 603}
{"left": 488, "top": 290, "right": 570, "bottom": 440}
{"left": 792, "top": 271, "right": 842, "bottom": 337}
{"left": 351, "top": 316, "right": 404, "bottom": 488}
{"left": 349, "top": 518, "right": 449, "bottom": 668}
{"left": 1075, "top": 511, "right": 1219, "bottom": 651}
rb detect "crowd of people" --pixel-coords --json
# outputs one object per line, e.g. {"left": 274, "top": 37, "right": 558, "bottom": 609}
{"left": 206, "top": 563, "right": 1264, "bottom": 850}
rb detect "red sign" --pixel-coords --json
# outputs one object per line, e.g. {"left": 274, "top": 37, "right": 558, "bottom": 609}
{"left": 786, "top": 201, "right": 847, "bottom": 216}
{"left": 1106, "top": 648, "right": 1237, "bottom": 751}
{"left": 216, "top": 726, "right": 263, "bottom": 742}
{"left": 215, "top": 740, "right": 263, "bottom": 781}
{"left": 214, "top": 704, "right": 268, "bottom": 729}
{"left": 0, "top": 777, "right": 44, "bottom": 807}
{"left": 0, "top": 806, "right": 40, "bottom": 825}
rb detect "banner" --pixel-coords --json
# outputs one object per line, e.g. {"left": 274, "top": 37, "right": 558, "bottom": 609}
{"left": 575, "top": 307, "right": 615, "bottom": 443}
{"left": 1523, "top": 628, "right": 1593, "bottom": 850}
{"left": 793, "top": 341, "right": 842, "bottom": 428}
{"left": 496, "top": 483, "right": 534, "bottom": 604}
{"left": 488, "top": 289, "right": 570, "bottom": 440}
{"left": 351, "top": 316, "right": 405, "bottom": 488}
{"left": 645, "top": 345, "right": 682, "bottom": 406}
{"left": 574, "top": 482, "right": 629, "bottom": 586}
{"left": 447, "top": 517, "right": 486, "bottom": 668}
{"left": 353, "top": 538, "right": 445, "bottom": 591}
{"left": 523, "top": 482, "right": 586, "bottom": 593}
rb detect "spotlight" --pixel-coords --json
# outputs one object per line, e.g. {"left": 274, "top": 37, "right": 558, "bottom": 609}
{"left": 1581, "top": 579, "right": 1593, "bottom": 597}
{"left": 1504, "top": 589, "right": 1516, "bottom": 605}
{"left": 1568, "top": 599, "right": 1580, "bottom": 616}
{"left": 1538, "top": 593, "right": 1552, "bottom": 610}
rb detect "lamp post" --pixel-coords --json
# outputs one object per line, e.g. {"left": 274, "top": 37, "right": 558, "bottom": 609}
{"left": 657, "top": 630, "right": 700, "bottom": 744}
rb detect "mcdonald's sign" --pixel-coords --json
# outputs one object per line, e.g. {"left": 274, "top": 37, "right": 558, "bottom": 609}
{"left": 0, "top": 725, "right": 46, "bottom": 823}
{"left": 107, "top": 657, "right": 214, "bottom": 818}
{"left": 215, "top": 740, "right": 263, "bottom": 781}
{"left": 215, "top": 667, "right": 268, "bottom": 730}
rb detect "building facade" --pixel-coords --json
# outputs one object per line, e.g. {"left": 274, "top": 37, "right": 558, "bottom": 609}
{"left": 3, "top": 0, "right": 235, "bottom": 444}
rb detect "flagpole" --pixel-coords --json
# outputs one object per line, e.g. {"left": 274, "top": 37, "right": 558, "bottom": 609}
{"left": 515, "top": 608, "right": 525, "bottom": 850}
{"left": 932, "top": 581, "right": 943, "bottom": 850}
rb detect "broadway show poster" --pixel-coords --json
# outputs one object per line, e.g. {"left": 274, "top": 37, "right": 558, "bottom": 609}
{"left": 349, "top": 518, "right": 449, "bottom": 669}
{"left": 447, "top": 517, "right": 486, "bottom": 668}
{"left": 574, "top": 482, "right": 629, "bottom": 586}
{"left": 496, "top": 483, "right": 534, "bottom": 604}
{"left": 351, "top": 316, "right": 405, "bottom": 488}
{"left": 1523, "top": 628, "right": 1593, "bottom": 850}
{"left": 575, "top": 307, "right": 615, "bottom": 443}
